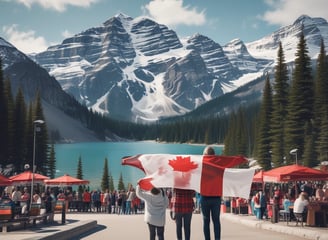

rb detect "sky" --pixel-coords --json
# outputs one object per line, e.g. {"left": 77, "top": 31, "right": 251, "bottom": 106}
{"left": 1, "top": 0, "right": 328, "bottom": 54}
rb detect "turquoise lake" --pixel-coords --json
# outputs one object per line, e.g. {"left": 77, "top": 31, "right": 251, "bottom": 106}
{"left": 54, "top": 141, "right": 222, "bottom": 190}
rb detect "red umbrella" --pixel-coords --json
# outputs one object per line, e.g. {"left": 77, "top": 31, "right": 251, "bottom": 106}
{"left": 44, "top": 174, "right": 89, "bottom": 186}
{"left": 0, "top": 174, "right": 12, "bottom": 186}
{"left": 263, "top": 164, "right": 328, "bottom": 183}
{"left": 9, "top": 171, "right": 49, "bottom": 185}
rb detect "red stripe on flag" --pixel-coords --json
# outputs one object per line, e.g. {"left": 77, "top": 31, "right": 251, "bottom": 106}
{"left": 200, "top": 159, "right": 225, "bottom": 196}
{"left": 121, "top": 154, "right": 145, "bottom": 173}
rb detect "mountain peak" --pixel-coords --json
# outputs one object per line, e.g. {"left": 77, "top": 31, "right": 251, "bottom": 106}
{"left": 114, "top": 12, "right": 133, "bottom": 21}
{"left": 226, "top": 38, "right": 244, "bottom": 46}
{"left": 103, "top": 12, "right": 133, "bottom": 26}
{"left": 293, "top": 14, "right": 312, "bottom": 24}
{"left": 293, "top": 14, "right": 327, "bottom": 26}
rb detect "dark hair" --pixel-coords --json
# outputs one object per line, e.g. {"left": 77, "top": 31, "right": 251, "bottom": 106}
{"left": 151, "top": 187, "right": 160, "bottom": 195}
{"left": 203, "top": 146, "right": 215, "bottom": 155}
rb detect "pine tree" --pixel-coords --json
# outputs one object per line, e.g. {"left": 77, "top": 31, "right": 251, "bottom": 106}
{"left": 47, "top": 144, "right": 56, "bottom": 178}
{"left": 284, "top": 31, "right": 314, "bottom": 164}
{"left": 13, "top": 88, "right": 27, "bottom": 171}
{"left": 316, "top": 112, "right": 328, "bottom": 163}
{"left": 25, "top": 103, "right": 34, "bottom": 167}
{"left": 256, "top": 75, "right": 273, "bottom": 170}
{"left": 76, "top": 155, "right": 83, "bottom": 179}
{"left": 0, "top": 58, "right": 8, "bottom": 166}
{"left": 117, "top": 172, "right": 125, "bottom": 190}
{"left": 223, "top": 111, "right": 237, "bottom": 155}
{"left": 271, "top": 42, "right": 290, "bottom": 167}
{"left": 101, "top": 158, "right": 110, "bottom": 191}
{"left": 314, "top": 39, "right": 328, "bottom": 163}
{"left": 33, "top": 92, "right": 49, "bottom": 174}
{"left": 303, "top": 121, "right": 316, "bottom": 167}
{"left": 4, "top": 79, "right": 15, "bottom": 168}
{"left": 314, "top": 39, "right": 328, "bottom": 123}
{"left": 236, "top": 107, "right": 248, "bottom": 156}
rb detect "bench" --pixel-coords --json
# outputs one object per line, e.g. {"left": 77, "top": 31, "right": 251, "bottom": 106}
{"left": 27, "top": 203, "right": 54, "bottom": 226}
{"left": 0, "top": 204, "right": 29, "bottom": 233}
{"left": 28, "top": 212, "right": 54, "bottom": 226}
{"left": 0, "top": 203, "right": 55, "bottom": 232}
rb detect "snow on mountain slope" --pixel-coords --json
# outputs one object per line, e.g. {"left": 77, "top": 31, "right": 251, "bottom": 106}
{"left": 31, "top": 14, "right": 328, "bottom": 122}
{"left": 246, "top": 15, "right": 328, "bottom": 62}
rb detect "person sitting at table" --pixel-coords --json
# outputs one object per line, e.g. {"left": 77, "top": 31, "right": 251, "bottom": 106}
{"left": 281, "top": 193, "right": 292, "bottom": 210}
{"left": 279, "top": 193, "right": 293, "bottom": 221}
{"left": 11, "top": 186, "right": 22, "bottom": 207}
{"left": 33, "top": 190, "right": 42, "bottom": 204}
{"left": 20, "top": 187, "right": 30, "bottom": 215}
{"left": 293, "top": 192, "right": 309, "bottom": 224}
{"left": 324, "top": 185, "right": 328, "bottom": 201}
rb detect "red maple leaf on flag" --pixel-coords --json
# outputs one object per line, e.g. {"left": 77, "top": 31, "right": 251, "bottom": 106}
{"left": 168, "top": 156, "right": 198, "bottom": 172}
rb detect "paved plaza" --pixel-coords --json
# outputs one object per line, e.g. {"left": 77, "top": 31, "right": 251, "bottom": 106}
{"left": 1, "top": 210, "right": 328, "bottom": 240}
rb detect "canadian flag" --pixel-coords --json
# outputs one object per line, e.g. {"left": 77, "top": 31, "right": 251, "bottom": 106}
{"left": 122, "top": 154, "right": 255, "bottom": 199}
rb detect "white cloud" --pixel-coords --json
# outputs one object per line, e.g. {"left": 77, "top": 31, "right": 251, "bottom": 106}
{"left": 143, "top": 0, "right": 206, "bottom": 27}
{"left": 262, "top": 0, "right": 328, "bottom": 26}
{"left": 16, "top": 0, "right": 98, "bottom": 12}
{"left": 2, "top": 24, "right": 48, "bottom": 54}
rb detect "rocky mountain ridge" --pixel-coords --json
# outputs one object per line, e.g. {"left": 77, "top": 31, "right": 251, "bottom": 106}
{"left": 32, "top": 14, "right": 327, "bottom": 122}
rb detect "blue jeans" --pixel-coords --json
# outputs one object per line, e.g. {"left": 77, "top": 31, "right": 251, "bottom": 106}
{"left": 148, "top": 223, "right": 164, "bottom": 240}
{"left": 200, "top": 196, "right": 221, "bottom": 240}
{"left": 175, "top": 212, "right": 193, "bottom": 240}
{"left": 125, "top": 201, "right": 131, "bottom": 214}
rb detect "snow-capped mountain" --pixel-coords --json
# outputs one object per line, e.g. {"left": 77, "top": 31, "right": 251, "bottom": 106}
{"left": 30, "top": 14, "right": 328, "bottom": 122}
{"left": 31, "top": 14, "right": 262, "bottom": 122}
{"left": 246, "top": 15, "right": 328, "bottom": 62}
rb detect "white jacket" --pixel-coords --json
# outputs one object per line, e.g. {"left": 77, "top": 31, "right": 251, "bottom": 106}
{"left": 136, "top": 185, "right": 169, "bottom": 227}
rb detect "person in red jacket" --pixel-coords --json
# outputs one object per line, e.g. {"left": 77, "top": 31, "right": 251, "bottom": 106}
{"left": 82, "top": 189, "right": 91, "bottom": 212}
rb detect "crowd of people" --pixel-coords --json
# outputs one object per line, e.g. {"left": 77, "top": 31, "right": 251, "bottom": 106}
{"left": 248, "top": 181, "right": 328, "bottom": 222}
{"left": 4, "top": 145, "right": 327, "bottom": 240}
{"left": 0, "top": 186, "right": 59, "bottom": 217}
{"left": 0, "top": 146, "right": 224, "bottom": 240}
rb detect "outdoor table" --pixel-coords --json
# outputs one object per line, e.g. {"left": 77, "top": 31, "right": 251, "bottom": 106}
{"left": 306, "top": 201, "right": 327, "bottom": 227}
{"left": 307, "top": 202, "right": 320, "bottom": 226}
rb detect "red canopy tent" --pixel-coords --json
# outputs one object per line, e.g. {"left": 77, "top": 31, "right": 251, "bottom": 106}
{"left": 253, "top": 170, "right": 264, "bottom": 183}
{"left": 44, "top": 174, "right": 89, "bottom": 186}
{"left": 263, "top": 164, "right": 328, "bottom": 183}
{"left": 9, "top": 171, "right": 49, "bottom": 185}
{"left": 0, "top": 174, "right": 12, "bottom": 186}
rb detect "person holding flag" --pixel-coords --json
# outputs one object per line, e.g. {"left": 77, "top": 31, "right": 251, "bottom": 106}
{"left": 170, "top": 188, "right": 195, "bottom": 240}
{"left": 200, "top": 146, "right": 221, "bottom": 240}
{"left": 122, "top": 146, "right": 255, "bottom": 240}
{"left": 136, "top": 183, "right": 169, "bottom": 240}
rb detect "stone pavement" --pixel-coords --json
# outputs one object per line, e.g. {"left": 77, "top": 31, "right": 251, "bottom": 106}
{"left": 1, "top": 211, "right": 328, "bottom": 240}
{"left": 223, "top": 213, "right": 328, "bottom": 240}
